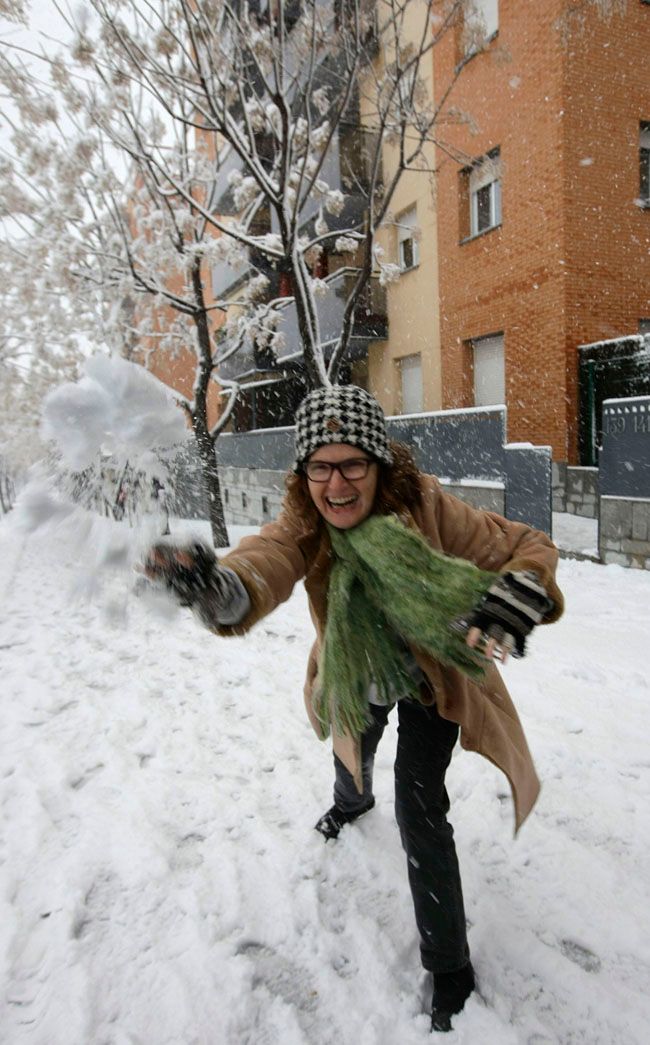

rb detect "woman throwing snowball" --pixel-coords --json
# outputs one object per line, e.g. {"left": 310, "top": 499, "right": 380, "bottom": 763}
{"left": 145, "top": 385, "right": 563, "bottom": 1033}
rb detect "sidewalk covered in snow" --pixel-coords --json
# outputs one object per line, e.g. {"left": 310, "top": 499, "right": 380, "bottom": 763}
{"left": 1, "top": 513, "right": 649, "bottom": 1044}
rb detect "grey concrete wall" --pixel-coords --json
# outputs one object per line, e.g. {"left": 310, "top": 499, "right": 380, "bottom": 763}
{"left": 504, "top": 446, "right": 552, "bottom": 533}
{"left": 217, "top": 406, "right": 551, "bottom": 533}
{"left": 600, "top": 397, "right": 650, "bottom": 499}
{"left": 386, "top": 408, "right": 506, "bottom": 480}
{"left": 221, "top": 466, "right": 505, "bottom": 527}
{"left": 598, "top": 397, "right": 650, "bottom": 569}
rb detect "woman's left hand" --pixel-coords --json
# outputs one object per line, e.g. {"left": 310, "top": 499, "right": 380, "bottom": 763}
{"left": 462, "top": 570, "right": 554, "bottom": 662}
{"left": 465, "top": 626, "right": 515, "bottom": 664}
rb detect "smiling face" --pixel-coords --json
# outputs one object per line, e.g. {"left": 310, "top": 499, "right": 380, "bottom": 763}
{"left": 305, "top": 442, "right": 379, "bottom": 530}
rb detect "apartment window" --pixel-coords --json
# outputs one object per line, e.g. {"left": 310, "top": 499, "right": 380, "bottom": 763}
{"left": 639, "top": 319, "right": 650, "bottom": 334}
{"left": 465, "top": 0, "right": 499, "bottom": 50}
{"left": 640, "top": 123, "right": 650, "bottom": 205}
{"left": 397, "top": 206, "right": 419, "bottom": 271}
{"left": 469, "top": 150, "right": 501, "bottom": 236}
{"left": 473, "top": 333, "right": 505, "bottom": 407}
{"left": 398, "top": 353, "right": 423, "bottom": 413}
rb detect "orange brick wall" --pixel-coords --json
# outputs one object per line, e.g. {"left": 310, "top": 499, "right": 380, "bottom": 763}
{"left": 562, "top": 2, "right": 650, "bottom": 458}
{"left": 434, "top": 0, "right": 650, "bottom": 461}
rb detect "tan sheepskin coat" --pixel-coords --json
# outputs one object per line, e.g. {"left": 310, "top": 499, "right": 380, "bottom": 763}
{"left": 216, "top": 473, "right": 564, "bottom": 832}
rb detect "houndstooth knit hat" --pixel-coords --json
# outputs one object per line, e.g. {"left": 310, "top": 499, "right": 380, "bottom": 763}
{"left": 293, "top": 385, "right": 393, "bottom": 471}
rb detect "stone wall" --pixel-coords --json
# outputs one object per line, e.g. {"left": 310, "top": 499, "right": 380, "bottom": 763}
{"left": 439, "top": 480, "right": 504, "bottom": 515}
{"left": 599, "top": 497, "right": 650, "bottom": 569}
{"left": 552, "top": 462, "right": 599, "bottom": 518}
{"left": 222, "top": 467, "right": 285, "bottom": 527}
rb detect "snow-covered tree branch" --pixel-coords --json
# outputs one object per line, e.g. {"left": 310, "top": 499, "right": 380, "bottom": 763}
{"left": 1, "top": 0, "right": 497, "bottom": 544}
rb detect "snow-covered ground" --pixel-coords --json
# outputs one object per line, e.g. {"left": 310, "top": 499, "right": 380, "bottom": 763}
{"left": 1, "top": 511, "right": 650, "bottom": 1045}
{"left": 552, "top": 513, "right": 599, "bottom": 559}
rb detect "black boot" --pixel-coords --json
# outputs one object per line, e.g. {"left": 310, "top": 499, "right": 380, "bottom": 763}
{"left": 430, "top": 961, "right": 475, "bottom": 1033}
{"left": 314, "top": 798, "right": 375, "bottom": 840}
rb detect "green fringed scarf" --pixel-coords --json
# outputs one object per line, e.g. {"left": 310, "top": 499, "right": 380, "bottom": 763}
{"left": 314, "top": 514, "right": 498, "bottom": 739}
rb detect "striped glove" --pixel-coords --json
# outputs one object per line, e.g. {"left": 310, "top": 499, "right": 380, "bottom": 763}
{"left": 459, "top": 570, "right": 554, "bottom": 658}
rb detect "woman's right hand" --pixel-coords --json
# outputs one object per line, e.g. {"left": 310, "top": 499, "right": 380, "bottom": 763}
{"left": 143, "top": 542, "right": 216, "bottom": 605}
{"left": 142, "top": 542, "right": 251, "bottom": 627}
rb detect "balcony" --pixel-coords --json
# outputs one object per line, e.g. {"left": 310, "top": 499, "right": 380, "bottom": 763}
{"left": 275, "top": 266, "right": 387, "bottom": 364}
{"left": 211, "top": 244, "right": 279, "bottom": 301}
{"left": 217, "top": 266, "right": 387, "bottom": 383}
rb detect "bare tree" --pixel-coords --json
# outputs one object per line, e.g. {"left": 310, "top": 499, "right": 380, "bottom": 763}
{"left": 77, "top": 0, "right": 476, "bottom": 386}
{"left": 0, "top": 0, "right": 481, "bottom": 544}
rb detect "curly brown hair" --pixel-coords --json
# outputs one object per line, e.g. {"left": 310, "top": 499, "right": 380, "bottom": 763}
{"left": 284, "top": 440, "right": 422, "bottom": 531}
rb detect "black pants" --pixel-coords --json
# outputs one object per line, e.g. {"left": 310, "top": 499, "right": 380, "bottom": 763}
{"left": 333, "top": 699, "right": 470, "bottom": 974}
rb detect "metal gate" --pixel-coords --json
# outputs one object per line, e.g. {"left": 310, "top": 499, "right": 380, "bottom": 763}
{"left": 579, "top": 337, "right": 650, "bottom": 465}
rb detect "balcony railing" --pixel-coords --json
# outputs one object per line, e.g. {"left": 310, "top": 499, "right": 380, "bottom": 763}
{"left": 275, "top": 267, "right": 386, "bottom": 364}
{"left": 217, "top": 266, "right": 387, "bottom": 382}
{"left": 211, "top": 245, "right": 279, "bottom": 301}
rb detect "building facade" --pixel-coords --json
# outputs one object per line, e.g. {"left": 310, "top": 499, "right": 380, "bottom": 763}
{"left": 430, "top": 0, "right": 650, "bottom": 463}
{"left": 136, "top": 1, "right": 650, "bottom": 471}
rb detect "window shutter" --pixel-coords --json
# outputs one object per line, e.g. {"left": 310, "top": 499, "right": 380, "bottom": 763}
{"left": 473, "top": 334, "right": 505, "bottom": 406}
{"left": 399, "top": 354, "right": 423, "bottom": 413}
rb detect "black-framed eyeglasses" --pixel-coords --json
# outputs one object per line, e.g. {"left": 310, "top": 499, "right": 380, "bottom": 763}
{"left": 304, "top": 457, "right": 373, "bottom": 482}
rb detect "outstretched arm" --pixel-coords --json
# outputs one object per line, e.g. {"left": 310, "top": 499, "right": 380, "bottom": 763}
{"left": 144, "top": 542, "right": 252, "bottom": 627}
{"left": 143, "top": 509, "right": 310, "bottom": 636}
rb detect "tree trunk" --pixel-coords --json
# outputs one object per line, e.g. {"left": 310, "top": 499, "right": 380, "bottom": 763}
{"left": 291, "top": 266, "right": 329, "bottom": 389}
{"left": 0, "top": 473, "right": 14, "bottom": 515}
{"left": 194, "top": 424, "right": 229, "bottom": 549}
{"left": 189, "top": 262, "right": 229, "bottom": 548}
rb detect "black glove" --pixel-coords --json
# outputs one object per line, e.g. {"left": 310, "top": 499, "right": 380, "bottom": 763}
{"left": 456, "top": 570, "right": 554, "bottom": 658}
{"left": 145, "top": 542, "right": 217, "bottom": 606}
{"left": 143, "top": 542, "right": 251, "bottom": 626}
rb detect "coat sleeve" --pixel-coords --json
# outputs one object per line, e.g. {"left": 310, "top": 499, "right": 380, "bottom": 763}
{"left": 209, "top": 509, "right": 310, "bottom": 636}
{"left": 426, "top": 476, "right": 564, "bottom": 622}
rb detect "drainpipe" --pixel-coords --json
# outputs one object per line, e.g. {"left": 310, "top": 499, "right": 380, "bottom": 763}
{"left": 585, "top": 360, "right": 596, "bottom": 466}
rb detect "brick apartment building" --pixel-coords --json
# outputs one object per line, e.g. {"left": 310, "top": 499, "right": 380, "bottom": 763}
{"left": 432, "top": 0, "right": 650, "bottom": 464}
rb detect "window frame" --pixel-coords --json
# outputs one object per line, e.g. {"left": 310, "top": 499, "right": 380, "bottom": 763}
{"left": 463, "top": 0, "right": 499, "bottom": 57}
{"left": 397, "top": 206, "right": 420, "bottom": 272}
{"left": 468, "top": 149, "right": 502, "bottom": 238}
